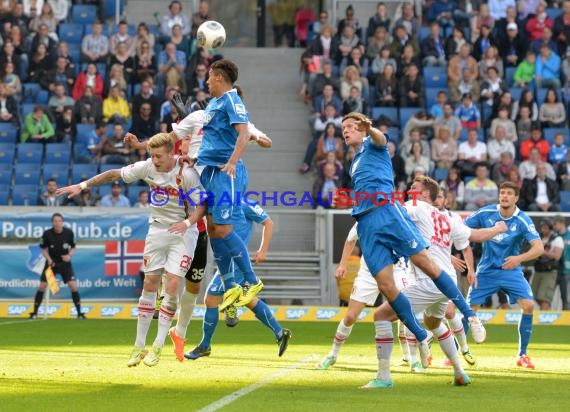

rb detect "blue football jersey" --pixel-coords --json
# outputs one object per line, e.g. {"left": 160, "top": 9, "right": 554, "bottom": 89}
{"left": 464, "top": 205, "right": 540, "bottom": 274}
{"left": 234, "top": 201, "right": 269, "bottom": 245}
{"left": 198, "top": 89, "right": 249, "bottom": 166}
{"left": 349, "top": 136, "right": 395, "bottom": 216}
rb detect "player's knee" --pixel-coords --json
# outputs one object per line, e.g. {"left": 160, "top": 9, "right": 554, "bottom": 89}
{"left": 186, "top": 281, "right": 200, "bottom": 294}
{"left": 424, "top": 315, "right": 441, "bottom": 330}
{"left": 344, "top": 312, "right": 358, "bottom": 326}
{"left": 444, "top": 304, "right": 455, "bottom": 319}
{"left": 204, "top": 294, "right": 220, "bottom": 308}
{"left": 373, "top": 303, "right": 395, "bottom": 321}
{"left": 519, "top": 299, "right": 534, "bottom": 313}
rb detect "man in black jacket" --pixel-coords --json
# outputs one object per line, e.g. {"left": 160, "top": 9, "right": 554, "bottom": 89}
{"left": 520, "top": 162, "right": 561, "bottom": 211}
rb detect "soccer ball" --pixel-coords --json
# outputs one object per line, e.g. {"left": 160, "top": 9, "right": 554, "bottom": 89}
{"left": 196, "top": 21, "right": 226, "bottom": 50}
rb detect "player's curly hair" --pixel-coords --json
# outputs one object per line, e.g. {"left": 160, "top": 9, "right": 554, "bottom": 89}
{"left": 211, "top": 59, "right": 239, "bottom": 84}
{"left": 148, "top": 133, "right": 174, "bottom": 154}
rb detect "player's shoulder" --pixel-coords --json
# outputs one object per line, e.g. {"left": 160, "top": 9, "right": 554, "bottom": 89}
{"left": 513, "top": 208, "right": 538, "bottom": 232}
{"left": 242, "top": 201, "right": 268, "bottom": 220}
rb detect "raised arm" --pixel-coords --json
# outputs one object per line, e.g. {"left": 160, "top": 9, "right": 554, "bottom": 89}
{"left": 56, "top": 169, "right": 123, "bottom": 199}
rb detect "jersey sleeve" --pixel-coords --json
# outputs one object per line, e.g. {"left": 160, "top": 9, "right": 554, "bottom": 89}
{"left": 247, "top": 122, "right": 266, "bottom": 139}
{"left": 182, "top": 166, "right": 205, "bottom": 205}
{"left": 226, "top": 93, "right": 249, "bottom": 125}
{"left": 68, "top": 229, "right": 76, "bottom": 249}
{"left": 464, "top": 209, "right": 482, "bottom": 229}
{"left": 121, "top": 159, "right": 151, "bottom": 184}
{"left": 404, "top": 199, "right": 422, "bottom": 220}
{"left": 39, "top": 231, "right": 48, "bottom": 249}
{"left": 172, "top": 110, "right": 204, "bottom": 140}
{"left": 521, "top": 213, "right": 540, "bottom": 242}
{"left": 347, "top": 223, "right": 359, "bottom": 242}
{"left": 242, "top": 202, "right": 269, "bottom": 224}
{"left": 451, "top": 213, "right": 471, "bottom": 251}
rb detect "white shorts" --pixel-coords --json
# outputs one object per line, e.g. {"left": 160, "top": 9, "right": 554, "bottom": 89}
{"left": 350, "top": 259, "right": 413, "bottom": 306}
{"left": 142, "top": 222, "right": 199, "bottom": 277}
{"left": 402, "top": 278, "right": 450, "bottom": 319}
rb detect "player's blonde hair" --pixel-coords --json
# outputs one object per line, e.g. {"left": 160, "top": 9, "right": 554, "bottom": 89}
{"left": 342, "top": 111, "right": 369, "bottom": 124}
{"left": 148, "top": 133, "right": 174, "bottom": 153}
{"left": 413, "top": 175, "right": 439, "bottom": 202}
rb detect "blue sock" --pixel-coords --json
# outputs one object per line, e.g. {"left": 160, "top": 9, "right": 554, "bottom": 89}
{"left": 222, "top": 231, "right": 257, "bottom": 284}
{"left": 252, "top": 299, "right": 282, "bottom": 339}
{"left": 389, "top": 293, "right": 428, "bottom": 342}
{"left": 432, "top": 271, "right": 476, "bottom": 318}
{"left": 210, "top": 237, "right": 236, "bottom": 289}
{"left": 199, "top": 307, "right": 219, "bottom": 349}
{"left": 518, "top": 313, "right": 533, "bottom": 356}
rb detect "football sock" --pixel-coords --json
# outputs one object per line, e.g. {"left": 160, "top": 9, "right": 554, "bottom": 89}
{"left": 154, "top": 293, "right": 177, "bottom": 347}
{"left": 33, "top": 290, "right": 44, "bottom": 314}
{"left": 175, "top": 291, "right": 197, "bottom": 339}
{"left": 447, "top": 311, "right": 469, "bottom": 353}
{"left": 397, "top": 321, "right": 410, "bottom": 362}
{"left": 404, "top": 324, "right": 418, "bottom": 364}
{"left": 374, "top": 320, "right": 394, "bottom": 381}
{"left": 389, "top": 292, "right": 428, "bottom": 342}
{"left": 330, "top": 319, "right": 353, "bottom": 357}
{"left": 432, "top": 271, "right": 476, "bottom": 318}
{"left": 518, "top": 313, "right": 533, "bottom": 356}
{"left": 222, "top": 231, "right": 258, "bottom": 284}
{"left": 135, "top": 290, "right": 156, "bottom": 348}
{"left": 71, "top": 291, "right": 81, "bottom": 315}
{"left": 199, "top": 307, "right": 219, "bottom": 348}
{"left": 432, "top": 323, "right": 464, "bottom": 375}
{"left": 210, "top": 237, "right": 236, "bottom": 289}
{"left": 252, "top": 299, "right": 282, "bottom": 339}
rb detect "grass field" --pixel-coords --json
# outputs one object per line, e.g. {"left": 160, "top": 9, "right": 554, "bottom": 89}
{"left": 1, "top": 319, "right": 570, "bottom": 412}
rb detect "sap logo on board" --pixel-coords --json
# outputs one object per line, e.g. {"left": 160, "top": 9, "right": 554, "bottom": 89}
{"left": 37, "top": 305, "right": 61, "bottom": 316}
{"left": 477, "top": 311, "right": 497, "bottom": 323}
{"left": 316, "top": 309, "right": 340, "bottom": 320}
{"left": 71, "top": 306, "right": 93, "bottom": 317}
{"left": 192, "top": 307, "right": 206, "bottom": 318}
{"left": 130, "top": 306, "right": 139, "bottom": 318}
{"left": 505, "top": 312, "right": 522, "bottom": 323}
{"left": 101, "top": 306, "right": 123, "bottom": 317}
{"left": 285, "top": 308, "right": 309, "bottom": 320}
{"left": 7, "top": 305, "right": 31, "bottom": 316}
{"left": 357, "top": 309, "right": 371, "bottom": 320}
{"left": 538, "top": 313, "right": 562, "bottom": 324}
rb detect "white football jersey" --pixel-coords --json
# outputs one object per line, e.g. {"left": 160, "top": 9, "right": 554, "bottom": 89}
{"left": 405, "top": 200, "right": 471, "bottom": 280}
{"left": 121, "top": 159, "right": 202, "bottom": 225}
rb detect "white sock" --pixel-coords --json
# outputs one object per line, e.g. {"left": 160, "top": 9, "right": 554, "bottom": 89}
{"left": 330, "top": 319, "right": 353, "bottom": 357}
{"left": 447, "top": 312, "right": 469, "bottom": 353}
{"left": 175, "top": 291, "right": 197, "bottom": 338}
{"left": 153, "top": 293, "right": 178, "bottom": 347}
{"left": 397, "top": 321, "right": 410, "bottom": 362}
{"left": 432, "top": 323, "right": 464, "bottom": 375}
{"left": 135, "top": 290, "right": 156, "bottom": 348}
{"left": 374, "top": 320, "right": 393, "bottom": 381}
{"left": 404, "top": 325, "right": 418, "bottom": 364}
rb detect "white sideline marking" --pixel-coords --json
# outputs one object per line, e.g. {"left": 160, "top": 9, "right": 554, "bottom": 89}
{"left": 197, "top": 355, "right": 318, "bottom": 412}
{"left": 0, "top": 319, "right": 33, "bottom": 326}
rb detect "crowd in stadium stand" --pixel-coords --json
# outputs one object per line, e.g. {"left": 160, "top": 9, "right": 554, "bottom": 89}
{"left": 299, "top": 1, "right": 570, "bottom": 213}
{"left": 0, "top": 0, "right": 216, "bottom": 207}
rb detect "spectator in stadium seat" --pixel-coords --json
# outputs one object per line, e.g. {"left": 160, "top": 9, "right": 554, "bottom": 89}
{"left": 487, "top": 126, "right": 516, "bottom": 164}
{"left": 0, "top": 83, "right": 18, "bottom": 124}
{"left": 472, "top": 25, "right": 499, "bottom": 62}
{"left": 366, "top": 2, "right": 390, "bottom": 40}
{"left": 191, "top": 0, "right": 209, "bottom": 38}
{"left": 81, "top": 22, "right": 109, "bottom": 63}
{"left": 532, "top": 26, "right": 557, "bottom": 55}
{"left": 491, "top": 151, "right": 517, "bottom": 183}
{"left": 53, "top": 41, "right": 75, "bottom": 73}
{"left": 513, "top": 51, "right": 536, "bottom": 88}
{"left": 490, "top": 105, "right": 518, "bottom": 141}
{"left": 535, "top": 42, "right": 562, "bottom": 88}
{"left": 9, "top": 26, "right": 30, "bottom": 77}
{"left": 48, "top": 0, "right": 69, "bottom": 23}
{"left": 370, "top": 46, "right": 396, "bottom": 85}
{"left": 421, "top": 22, "right": 447, "bottom": 67}
{"left": 426, "top": 0, "right": 456, "bottom": 36}
{"left": 130, "top": 102, "right": 160, "bottom": 143}
{"left": 30, "top": 3, "right": 58, "bottom": 41}
{"left": 512, "top": 89, "right": 539, "bottom": 121}
{"left": 499, "top": 22, "right": 526, "bottom": 69}
{"left": 317, "top": 151, "right": 343, "bottom": 180}
{"left": 309, "top": 10, "right": 330, "bottom": 44}
{"left": 342, "top": 85, "right": 368, "bottom": 116}
{"left": 316, "top": 122, "right": 344, "bottom": 163}
{"left": 525, "top": 2, "right": 553, "bottom": 42}
{"left": 463, "top": 162, "right": 498, "bottom": 210}
{"left": 311, "top": 162, "right": 339, "bottom": 209}
{"left": 556, "top": 150, "right": 570, "bottom": 190}
{"left": 553, "top": 0, "right": 570, "bottom": 55}
{"left": 0, "top": 41, "right": 22, "bottom": 82}
{"left": 450, "top": 67, "right": 480, "bottom": 104}
{"left": 340, "top": 65, "right": 366, "bottom": 101}
{"left": 313, "top": 84, "right": 342, "bottom": 117}
{"left": 429, "top": 90, "right": 447, "bottom": 118}
{"left": 520, "top": 125, "right": 550, "bottom": 161}
{"left": 9, "top": 3, "right": 30, "bottom": 37}
{"left": 75, "top": 86, "right": 102, "bottom": 124}
{"left": 134, "top": 190, "right": 150, "bottom": 208}
{"left": 340, "top": 47, "right": 370, "bottom": 79}
{"left": 54, "top": 106, "right": 76, "bottom": 143}
{"left": 160, "top": 0, "right": 190, "bottom": 37}
{"left": 457, "top": 128, "right": 488, "bottom": 177}
{"left": 109, "top": 20, "right": 135, "bottom": 56}
{"left": 102, "top": 85, "right": 131, "bottom": 124}
{"left": 38, "top": 179, "right": 67, "bottom": 206}
{"left": 444, "top": 25, "right": 468, "bottom": 57}
{"left": 187, "top": 62, "right": 209, "bottom": 99}
{"left": 471, "top": 3, "right": 494, "bottom": 42}
{"left": 405, "top": 141, "right": 432, "bottom": 178}
{"left": 439, "top": 166, "right": 465, "bottom": 208}
{"left": 156, "top": 42, "right": 186, "bottom": 96}
{"left": 103, "top": 63, "right": 128, "bottom": 98}
{"left": 2, "top": 61, "right": 21, "bottom": 99}
{"left": 132, "top": 80, "right": 161, "bottom": 121}
{"left": 434, "top": 102, "right": 462, "bottom": 140}
{"left": 74, "top": 121, "right": 105, "bottom": 163}
{"left": 480, "top": 66, "right": 507, "bottom": 123}
{"left": 402, "top": 110, "right": 435, "bottom": 144}
{"left": 388, "top": 140, "right": 407, "bottom": 191}
{"left": 399, "top": 128, "right": 431, "bottom": 159}
{"left": 455, "top": 93, "right": 481, "bottom": 128}
{"left": 374, "top": 62, "right": 397, "bottom": 107}
{"left": 28, "top": 42, "right": 52, "bottom": 83}
{"left": 538, "top": 88, "right": 566, "bottom": 127}
{"left": 478, "top": 45, "right": 503, "bottom": 81}
{"left": 307, "top": 26, "right": 339, "bottom": 64}
{"left": 101, "top": 123, "right": 134, "bottom": 165}
{"left": 168, "top": 24, "right": 191, "bottom": 56}
{"left": 516, "top": 106, "right": 533, "bottom": 141}
{"left": 336, "top": 25, "right": 364, "bottom": 65}
{"left": 48, "top": 82, "right": 74, "bottom": 121}
{"left": 41, "top": 55, "right": 74, "bottom": 94}
{"left": 520, "top": 162, "right": 561, "bottom": 211}
{"left": 311, "top": 60, "right": 339, "bottom": 97}
{"left": 431, "top": 125, "right": 458, "bottom": 168}
{"left": 134, "top": 40, "right": 157, "bottom": 83}
{"left": 390, "top": 24, "right": 419, "bottom": 59}
{"left": 549, "top": 133, "right": 568, "bottom": 166}
{"left": 492, "top": 90, "right": 514, "bottom": 119}
{"left": 395, "top": 44, "right": 419, "bottom": 78}
{"left": 100, "top": 181, "right": 131, "bottom": 208}
{"left": 393, "top": 3, "right": 419, "bottom": 37}
{"left": 109, "top": 42, "right": 135, "bottom": 85}
{"left": 29, "top": 23, "right": 57, "bottom": 55}
{"left": 366, "top": 25, "right": 391, "bottom": 62}
{"left": 520, "top": 147, "right": 556, "bottom": 180}
{"left": 20, "top": 105, "right": 54, "bottom": 143}
{"left": 337, "top": 4, "right": 361, "bottom": 35}
{"left": 448, "top": 44, "right": 479, "bottom": 84}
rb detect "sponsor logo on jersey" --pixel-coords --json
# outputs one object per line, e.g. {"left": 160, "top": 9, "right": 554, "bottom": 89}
{"left": 477, "top": 311, "right": 497, "bottom": 323}
{"left": 505, "top": 311, "right": 522, "bottom": 323}
{"left": 538, "top": 313, "right": 562, "bottom": 324}
{"left": 492, "top": 233, "right": 509, "bottom": 242}
{"left": 357, "top": 309, "right": 371, "bottom": 320}
{"left": 130, "top": 306, "right": 139, "bottom": 318}
{"left": 7, "top": 304, "right": 31, "bottom": 316}
{"left": 285, "top": 307, "right": 309, "bottom": 320}
{"left": 316, "top": 309, "right": 340, "bottom": 320}
{"left": 100, "top": 306, "right": 124, "bottom": 317}
{"left": 71, "top": 306, "right": 93, "bottom": 316}
{"left": 38, "top": 305, "right": 61, "bottom": 316}
{"left": 192, "top": 307, "right": 207, "bottom": 318}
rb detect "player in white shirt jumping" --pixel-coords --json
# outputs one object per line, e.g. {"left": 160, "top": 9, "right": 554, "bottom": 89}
{"left": 363, "top": 176, "right": 507, "bottom": 389}
{"left": 57, "top": 133, "right": 203, "bottom": 368}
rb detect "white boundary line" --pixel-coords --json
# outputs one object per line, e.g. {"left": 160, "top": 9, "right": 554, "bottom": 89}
{"left": 197, "top": 355, "right": 318, "bottom": 412}
{"left": 0, "top": 319, "right": 34, "bottom": 326}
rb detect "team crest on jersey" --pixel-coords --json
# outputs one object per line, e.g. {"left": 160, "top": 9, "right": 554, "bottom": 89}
{"left": 203, "top": 111, "right": 214, "bottom": 125}
{"left": 175, "top": 175, "right": 182, "bottom": 187}
{"left": 408, "top": 239, "right": 418, "bottom": 249}
{"left": 510, "top": 224, "right": 517, "bottom": 231}
{"left": 220, "top": 209, "right": 231, "bottom": 219}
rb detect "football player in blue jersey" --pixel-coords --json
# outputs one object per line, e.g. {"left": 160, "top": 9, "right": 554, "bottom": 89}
{"left": 340, "top": 112, "right": 487, "bottom": 384}
{"left": 464, "top": 181, "right": 544, "bottom": 369}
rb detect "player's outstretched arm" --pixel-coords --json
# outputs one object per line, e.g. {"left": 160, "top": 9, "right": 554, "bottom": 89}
{"left": 469, "top": 221, "right": 508, "bottom": 243}
{"left": 355, "top": 114, "right": 386, "bottom": 146}
{"left": 502, "top": 239, "right": 544, "bottom": 270}
{"left": 124, "top": 133, "right": 148, "bottom": 151}
{"left": 56, "top": 169, "right": 123, "bottom": 199}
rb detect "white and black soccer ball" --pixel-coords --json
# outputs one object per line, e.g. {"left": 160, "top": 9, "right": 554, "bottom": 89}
{"left": 196, "top": 21, "right": 226, "bottom": 50}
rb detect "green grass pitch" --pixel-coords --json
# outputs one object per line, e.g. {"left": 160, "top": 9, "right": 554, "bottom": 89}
{"left": 1, "top": 319, "right": 570, "bottom": 411}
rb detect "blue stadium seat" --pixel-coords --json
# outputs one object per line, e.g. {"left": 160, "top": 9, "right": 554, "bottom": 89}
{"left": 0, "top": 189, "right": 8, "bottom": 205}
{"left": 147, "top": 24, "right": 160, "bottom": 37}
{"left": 104, "top": 0, "right": 124, "bottom": 19}
{"left": 17, "top": 143, "right": 43, "bottom": 164}
{"left": 84, "top": 23, "right": 110, "bottom": 37}
{"left": 128, "top": 188, "right": 142, "bottom": 206}
{"left": 419, "top": 26, "right": 431, "bottom": 42}
{"left": 100, "top": 163, "right": 124, "bottom": 173}
{"left": 546, "top": 8, "right": 563, "bottom": 20}
{"left": 23, "top": 83, "right": 42, "bottom": 104}
{"left": 371, "top": 107, "right": 398, "bottom": 126}
{"left": 0, "top": 124, "right": 17, "bottom": 143}
{"left": 509, "top": 87, "right": 523, "bottom": 101}
{"left": 71, "top": 163, "right": 98, "bottom": 183}
{"left": 536, "top": 87, "right": 562, "bottom": 105}
{"left": 11, "top": 184, "right": 39, "bottom": 206}
{"left": 399, "top": 108, "right": 421, "bottom": 128}
{"left": 386, "top": 127, "right": 400, "bottom": 142}
{"left": 423, "top": 67, "right": 447, "bottom": 88}
{"left": 58, "top": 23, "right": 84, "bottom": 44}
{"left": 111, "top": 24, "right": 135, "bottom": 37}
{"left": 68, "top": 43, "right": 81, "bottom": 65}
{"left": 80, "top": 63, "right": 107, "bottom": 80}
{"left": 98, "top": 184, "right": 113, "bottom": 197}
{"left": 0, "top": 163, "right": 12, "bottom": 184}
{"left": 0, "top": 142, "right": 15, "bottom": 163}
{"left": 544, "top": 128, "right": 570, "bottom": 146}
{"left": 14, "top": 164, "right": 41, "bottom": 185}
{"left": 43, "top": 163, "right": 69, "bottom": 186}
{"left": 45, "top": 143, "right": 72, "bottom": 164}
{"left": 459, "top": 128, "right": 485, "bottom": 142}
{"left": 505, "top": 67, "right": 516, "bottom": 87}
{"left": 561, "top": 191, "right": 570, "bottom": 212}
{"left": 21, "top": 103, "right": 36, "bottom": 119}
{"left": 77, "top": 123, "right": 96, "bottom": 138}
{"left": 433, "top": 167, "right": 448, "bottom": 182}
{"left": 425, "top": 88, "right": 443, "bottom": 109}
{"left": 72, "top": 5, "right": 97, "bottom": 25}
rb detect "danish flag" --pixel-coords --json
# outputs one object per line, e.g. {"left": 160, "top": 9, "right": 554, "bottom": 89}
{"left": 104, "top": 240, "right": 145, "bottom": 276}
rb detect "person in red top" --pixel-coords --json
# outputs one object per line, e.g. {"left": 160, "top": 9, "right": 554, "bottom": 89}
{"left": 525, "top": 2, "right": 553, "bottom": 42}
{"left": 519, "top": 124, "right": 551, "bottom": 161}
{"left": 72, "top": 63, "right": 104, "bottom": 101}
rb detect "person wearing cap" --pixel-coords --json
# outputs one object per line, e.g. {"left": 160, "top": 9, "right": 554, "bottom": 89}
{"left": 499, "top": 22, "right": 526, "bottom": 68}
{"left": 100, "top": 181, "right": 131, "bottom": 207}
{"left": 531, "top": 219, "right": 563, "bottom": 310}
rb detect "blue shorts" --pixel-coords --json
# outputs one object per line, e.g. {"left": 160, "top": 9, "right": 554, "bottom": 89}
{"left": 200, "top": 161, "right": 248, "bottom": 225}
{"left": 356, "top": 204, "right": 427, "bottom": 276}
{"left": 207, "top": 270, "right": 245, "bottom": 296}
{"left": 467, "top": 270, "right": 534, "bottom": 305}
